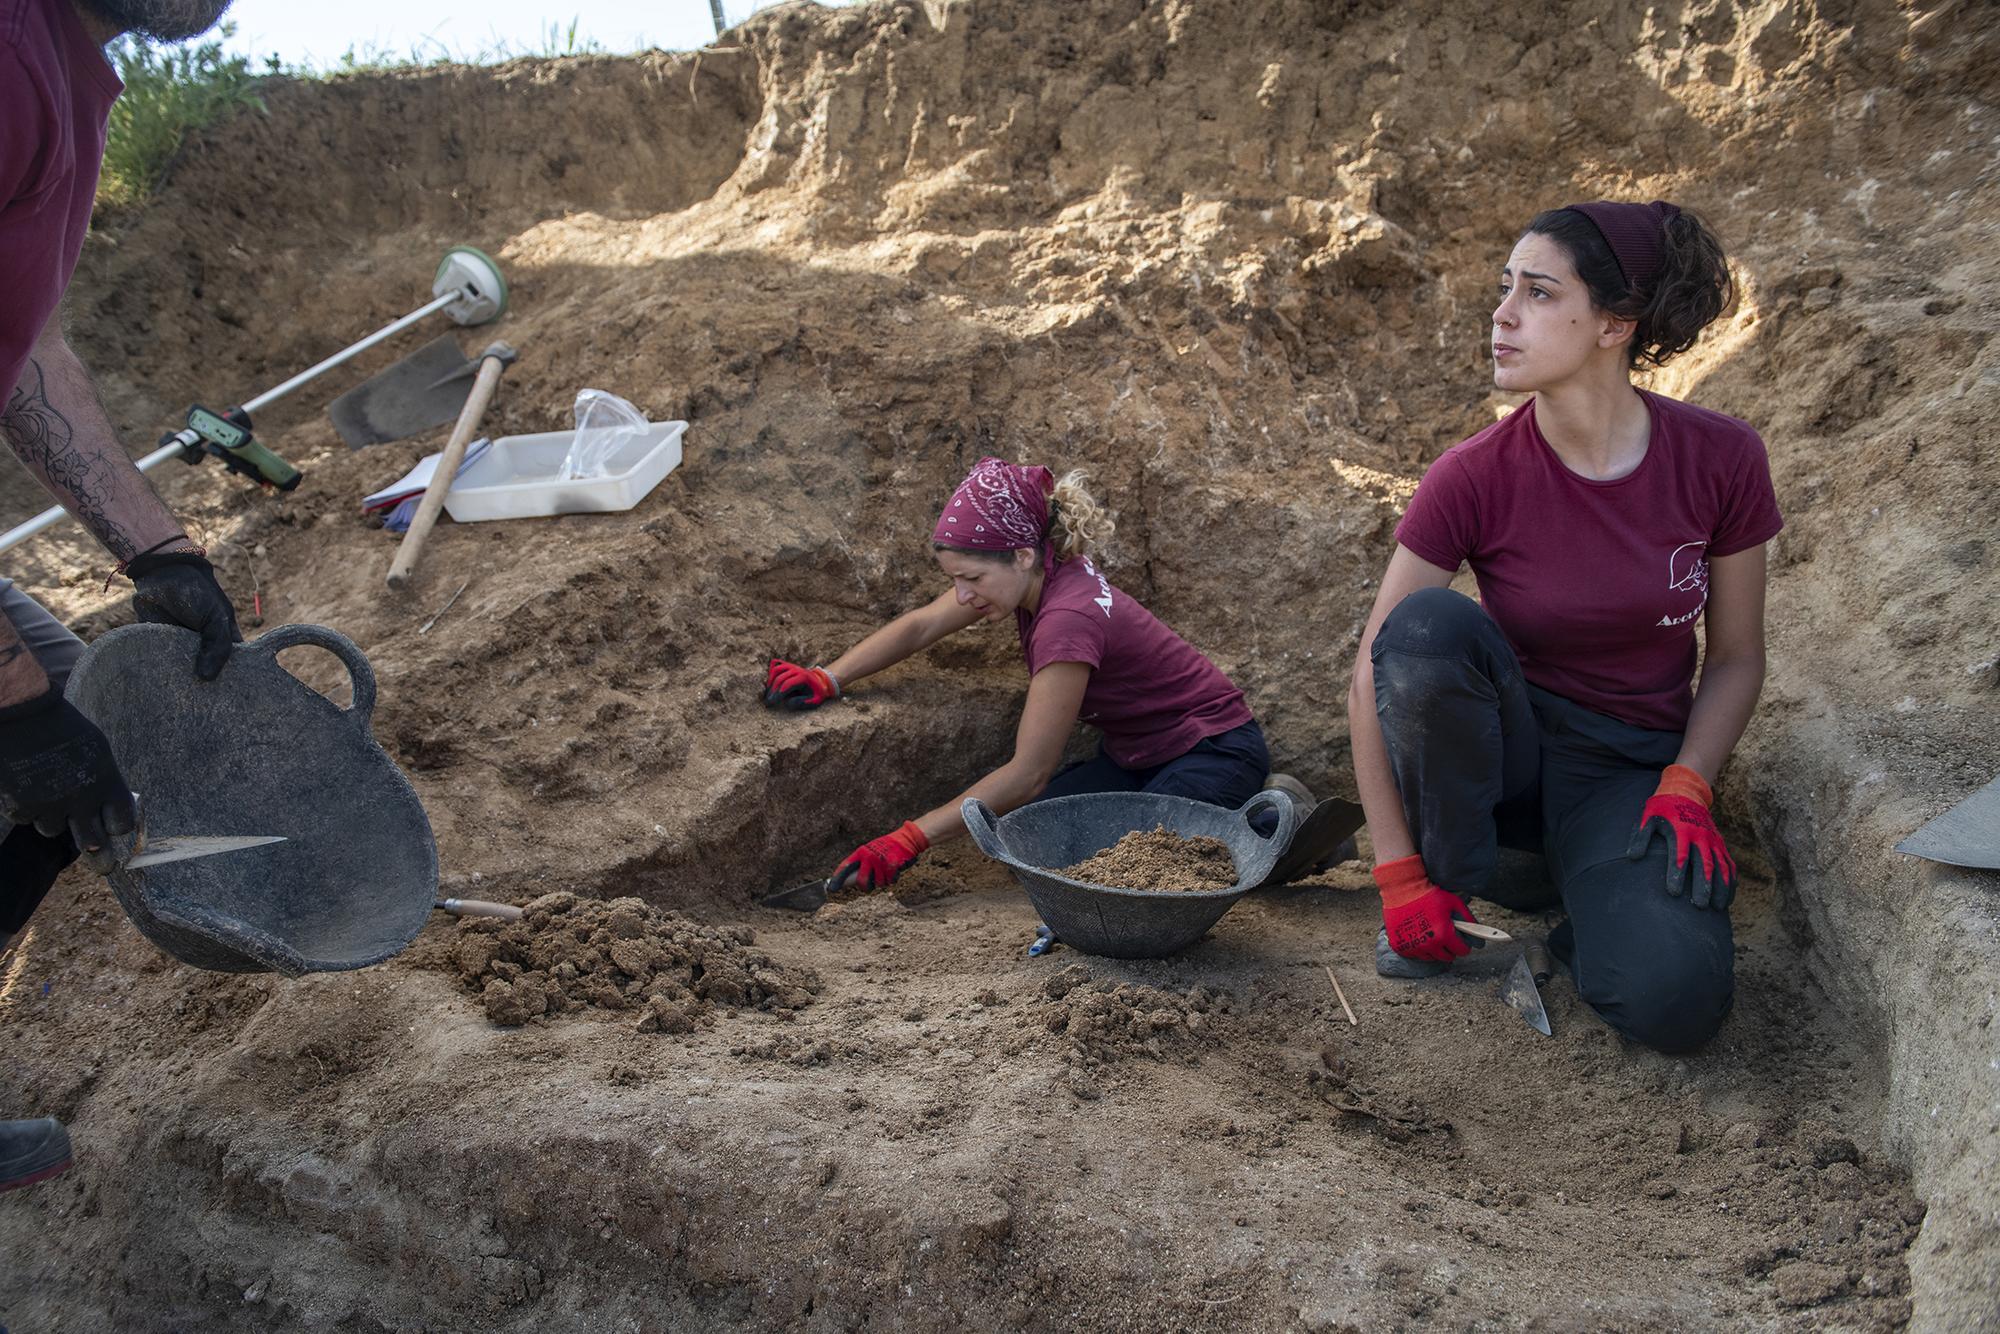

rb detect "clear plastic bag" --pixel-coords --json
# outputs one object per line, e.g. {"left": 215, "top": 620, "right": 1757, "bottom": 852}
{"left": 560, "top": 388, "right": 649, "bottom": 481}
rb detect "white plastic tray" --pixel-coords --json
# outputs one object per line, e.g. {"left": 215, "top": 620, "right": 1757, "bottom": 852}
{"left": 442, "top": 421, "right": 685, "bottom": 523}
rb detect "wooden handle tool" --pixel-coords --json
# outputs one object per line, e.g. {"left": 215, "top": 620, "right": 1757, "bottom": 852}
{"left": 1452, "top": 920, "right": 1513, "bottom": 942}
{"left": 387, "top": 342, "right": 515, "bottom": 590}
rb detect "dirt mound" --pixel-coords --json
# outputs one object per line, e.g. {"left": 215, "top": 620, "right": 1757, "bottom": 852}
{"left": 1028, "top": 962, "right": 1233, "bottom": 1072}
{"left": 1056, "top": 827, "right": 1239, "bottom": 891}
{"left": 415, "top": 892, "right": 821, "bottom": 1028}
{"left": 0, "top": 0, "right": 1995, "bottom": 1328}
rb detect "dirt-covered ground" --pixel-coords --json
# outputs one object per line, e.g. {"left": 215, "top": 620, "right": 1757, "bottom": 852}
{"left": 2, "top": 0, "right": 1996, "bottom": 1328}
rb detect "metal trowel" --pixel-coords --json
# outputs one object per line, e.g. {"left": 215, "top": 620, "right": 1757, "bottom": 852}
{"left": 1499, "top": 939, "right": 1556, "bottom": 1036}
{"left": 123, "top": 834, "right": 287, "bottom": 870}
{"left": 1895, "top": 773, "right": 2000, "bottom": 870}
{"left": 761, "top": 878, "right": 832, "bottom": 911}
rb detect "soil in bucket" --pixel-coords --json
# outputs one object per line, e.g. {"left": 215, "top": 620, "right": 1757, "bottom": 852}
{"left": 1054, "top": 826, "right": 1239, "bottom": 892}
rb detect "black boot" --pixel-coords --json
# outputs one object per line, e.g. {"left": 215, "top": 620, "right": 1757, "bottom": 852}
{"left": 0, "top": 1117, "right": 72, "bottom": 1192}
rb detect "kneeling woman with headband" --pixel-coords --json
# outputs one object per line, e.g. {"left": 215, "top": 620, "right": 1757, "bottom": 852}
{"left": 765, "top": 457, "right": 1272, "bottom": 893}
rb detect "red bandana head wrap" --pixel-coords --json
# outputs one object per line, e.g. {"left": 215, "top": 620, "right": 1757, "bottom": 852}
{"left": 1565, "top": 199, "right": 1682, "bottom": 292}
{"left": 933, "top": 456, "right": 1056, "bottom": 559}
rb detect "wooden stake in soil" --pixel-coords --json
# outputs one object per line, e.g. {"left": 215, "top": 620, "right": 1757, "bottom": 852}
{"left": 1324, "top": 964, "right": 1358, "bottom": 1027}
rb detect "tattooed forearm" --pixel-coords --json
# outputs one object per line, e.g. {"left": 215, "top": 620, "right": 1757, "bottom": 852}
{"left": 2, "top": 333, "right": 182, "bottom": 563}
{"left": 2, "top": 358, "right": 128, "bottom": 558}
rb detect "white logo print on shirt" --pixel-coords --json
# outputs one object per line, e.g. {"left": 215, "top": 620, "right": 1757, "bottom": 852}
{"left": 1082, "top": 557, "right": 1115, "bottom": 617}
{"left": 1658, "top": 542, "right": 1709, "bottom": 627}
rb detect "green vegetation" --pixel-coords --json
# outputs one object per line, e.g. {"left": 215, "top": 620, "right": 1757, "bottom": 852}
{"left": 96, "top": 17, "right": 604, "bottom": 213}
{"left": 279, "top": 15, "right": 603, "bottom": 77}
{"left": 98, "top": 25, "right": 266, "bottom": 213}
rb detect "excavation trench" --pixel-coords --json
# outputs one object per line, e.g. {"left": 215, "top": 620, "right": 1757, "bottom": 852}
{"left": 2, "top": 0, "right": 1995, "bottom": 1328}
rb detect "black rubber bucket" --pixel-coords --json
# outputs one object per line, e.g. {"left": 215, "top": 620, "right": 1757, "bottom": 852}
{"left": 64, "top": 623, "right": 437, "bottom": 976}
{"left": 961, "top": 789, "right": 1298, "bottom": 959}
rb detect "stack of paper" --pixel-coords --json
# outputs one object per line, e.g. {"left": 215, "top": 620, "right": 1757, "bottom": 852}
{"left": 363, "top": 439, "right": 491, "bottom": 533}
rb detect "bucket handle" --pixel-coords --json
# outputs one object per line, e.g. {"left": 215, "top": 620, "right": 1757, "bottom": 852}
{"left": 961, "top": 798, "right": 1009, "bottom": 862}
{"left": 244, "top": 623, "right": 378, "bottom": 728}
{"left": 1232, "top": 788, "right": 1299, "bottom": 888}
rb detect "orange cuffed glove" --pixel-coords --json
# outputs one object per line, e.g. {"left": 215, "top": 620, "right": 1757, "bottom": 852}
{"left": 763, "top": 658, "right": 840, "bottom": 710}
{"left": 831, "top": 821, "right": 929, "bottom": 893}
{"left": 1626, "top": 763, "right": 1736, "bottom": 911}
{"left": 1374, "top": 853, "right": 1477, "bottom": 962}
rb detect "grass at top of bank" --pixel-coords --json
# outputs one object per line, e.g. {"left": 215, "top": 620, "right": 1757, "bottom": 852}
{"left": 96, "top": 17, "right": 604, "bottom": 215}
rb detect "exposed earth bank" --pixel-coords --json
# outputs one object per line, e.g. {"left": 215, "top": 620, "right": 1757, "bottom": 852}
{"left": 1, "top": 0, "right": 1995, "bottom": 1329}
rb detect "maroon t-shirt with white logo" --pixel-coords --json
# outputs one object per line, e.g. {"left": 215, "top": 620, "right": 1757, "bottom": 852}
{"left": 1016, "top": 555, "right": 1253, "bottom": 769}
{"left": 1395, "top": 391, "right": 1783, "bottom": 733}
{"left": 2, "top": 0, "right": 121, "bottom": 400}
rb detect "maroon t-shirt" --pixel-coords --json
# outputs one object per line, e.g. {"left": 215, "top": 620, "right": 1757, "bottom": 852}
{"left": 1395, "top": 391, "right": 1783, "bottom": 732}
{"left": 1016, "top": 555, "right": 1253, "bottom": 769}
{"left": 2, "top": 0, "right": 121, "bottom": 400}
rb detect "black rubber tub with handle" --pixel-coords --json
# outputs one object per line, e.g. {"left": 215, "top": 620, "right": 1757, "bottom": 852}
{"left": 961, "top": 789, "right": 1297, "bottom": 959}
{"left": 64, "top": 622, "right": 436, "bottom": 976}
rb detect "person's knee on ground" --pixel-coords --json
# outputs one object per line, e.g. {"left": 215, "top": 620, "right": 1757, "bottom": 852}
{"left": 1577, "top": 947, "right": 1732, "bottom": 1054}
{"left": 1566, "top": 868, "right": 1734, "bottom": 1053}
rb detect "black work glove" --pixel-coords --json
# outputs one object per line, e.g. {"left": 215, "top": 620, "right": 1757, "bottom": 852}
{"left": 126, "top": 551, "right": 241, "bottom": 680}
{"left": 0, "top": 687, "right": 138, "bottom": 865}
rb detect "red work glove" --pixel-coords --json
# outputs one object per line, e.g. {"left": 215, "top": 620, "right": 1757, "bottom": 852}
{"left": 763, "top": 658, "right": 840, "bottom": 711}
{"left": 831, "top": 821, "right": 929, "bottom": 893}
{"left": 1626, "top": 763, "right": 1736, "bottom": 911}
{"left": 1374, "top": 853, "right": 1476, "bottom": 962}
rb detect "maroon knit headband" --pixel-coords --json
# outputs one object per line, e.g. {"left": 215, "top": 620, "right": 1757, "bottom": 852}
{"left": 1565, "top": 199, "right": 1682, "bottom": 292}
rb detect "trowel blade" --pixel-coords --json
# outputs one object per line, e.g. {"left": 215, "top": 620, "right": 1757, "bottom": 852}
{"left": 761, "top": 879, "right": 830, "bottom": 912}
{"left": 1499, "top": 954, "right": 1552, "bottom": 1036}
{"left": 1895, "top": 774, "right": 2000, "bottom": 870}
{"left": 125, "top": 834, "right": 287, "bottom": 869}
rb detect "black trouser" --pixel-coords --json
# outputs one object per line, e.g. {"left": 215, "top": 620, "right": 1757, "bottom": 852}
{"left": 1371, "top": 588, "right": 1732, "bottom": 1054}
{"left": 0, "top": 579, "right": 85, "bottom": 936}
{"left": 1037, "top": 720, "right": 1271, "bottom": 810}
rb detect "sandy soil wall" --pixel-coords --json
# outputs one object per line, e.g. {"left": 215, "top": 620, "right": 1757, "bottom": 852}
{"left": 0, "top": 0, "right": 1994, "bottom": 1327}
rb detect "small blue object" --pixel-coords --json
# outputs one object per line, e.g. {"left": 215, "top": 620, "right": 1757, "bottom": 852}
{"left": 39, "top": 982, "right": 49, "bottom": 998}
{"left": 1028, "top": 923, "right": 1058, "bottom": 958}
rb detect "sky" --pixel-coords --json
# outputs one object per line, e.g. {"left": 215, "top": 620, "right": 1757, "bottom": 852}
{"left": 207, "top": 1, "right": 847, "bottom": 69}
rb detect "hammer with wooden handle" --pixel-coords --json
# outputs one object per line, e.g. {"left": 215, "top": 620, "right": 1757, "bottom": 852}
{"left": 387, "top": 341, "right": 516, "bottom": 590}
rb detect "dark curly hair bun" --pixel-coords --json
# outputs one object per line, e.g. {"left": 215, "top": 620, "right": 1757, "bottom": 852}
{"left": 1525, "top": 205, "right": 1735, "bottom": 368}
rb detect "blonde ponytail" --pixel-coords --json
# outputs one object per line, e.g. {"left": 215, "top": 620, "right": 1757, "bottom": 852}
{"left": 1048, "top": 469, "right": 1115, "bottom": 562}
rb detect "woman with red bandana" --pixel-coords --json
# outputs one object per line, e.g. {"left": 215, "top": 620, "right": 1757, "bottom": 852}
{"left": 765, "top": 458, "right": 1273, "bottom": 894}
{"left": 1348, "top": 200, "right": 1781, "bottom": 1054}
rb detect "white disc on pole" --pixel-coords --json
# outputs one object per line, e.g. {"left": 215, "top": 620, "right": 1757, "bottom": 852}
{"left": 433, "top": 246, "right": 508, "bottom": 326}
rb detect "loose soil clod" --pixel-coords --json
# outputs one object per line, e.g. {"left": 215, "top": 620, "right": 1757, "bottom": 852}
{"left": 412, "top": 892, "right": 822, "bottom": 1029}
